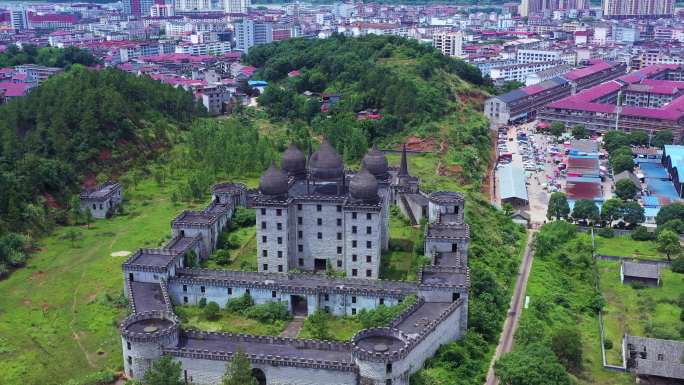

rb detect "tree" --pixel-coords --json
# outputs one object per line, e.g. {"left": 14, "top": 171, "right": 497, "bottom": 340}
{"left": 547, "top": 192, "right": 570, "bottom": 220}
{"left": 497, "top": 80, "right": 524, "bottom": 94}
{"left": 603, "top": 131, "right": 630, "bottom": 153}
{"left": 304, "top": 310, "right": 332, "bottom": 340}
{"left": 672, "top": 255, "right": 684, "bottom": 273}
{"left": 571, "top": 199, "right": 600, "bottom": 224}
{"left": 614, "top": 178, "right": 639, "bottom": 200}
{"left": 656, "top": 202, "right": 684, "bottom": 226}
{"left": 63, "top": 229, "right": 82, "bottom": 247}
{"left": 495, "top": 343, "right": 571, "bottom": 385}
{"left": 652, "top": 130, "right": 673, "bottom": 148}
{"left": 601, "top": 198, "right": 623, "bottom": 225}
{"left": 658, "top": 219, "right": 684, "bottom": 235}
{"left": 222, "top": 349, "right": 258, "bottom": 385}
{"left": 549, "top": 122, "right": 565, "bottom": 138}
{"left": 143, "top": 355, "right": 184, "bottom": 385}
{"left": 610, "top": 154, "right": 634, "bottom": 174}
{"left": 657, "top": 229, "right": 681, "bottom": 261}
{"left": 622, "top": 201, "right": 645, "bottom": 226}
{"left": 550, "top": 327, "right": 583, "bottom": 372}
{"left": 571, "top": 124, "right": 588, "bottom": 139}
{"left": 628, "top": 131, "right": 649, "bottom": 146}
{"left": 204, "top": 301, "right": 221, "bottom": 320}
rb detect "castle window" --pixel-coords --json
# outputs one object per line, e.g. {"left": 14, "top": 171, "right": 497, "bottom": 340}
{"left": 297, "top": 204, "right": 302, "bottom": 210}
{"left": 200, "top": 286, "right": 205, "bottom": 293}
{"left": 352, "top": 296, "right": 356, "bottom": 303}
{"left": 317, "top": 232, "right": 322, "bottom": 239}
{"left": 297, "top": 230, "right": 303, "bottom": 239}
{"left": 272, "top": 291, "right": 277, "bottom": 298}
{"left": 366, "top": 255, "right": 372, "bottom": 263}
{"left": 352, "top": 269, "right": 358, "bottom": 277}
{"left": 337, "top": 218, "right": 342, "bottom": 226}
{"left": 227, "top": 288, "right": 232, "bottom": 295}
{"left": 452, "top": 293, "right": 460, "bottom": 302}
{"left": 657, "top": 354, "right": 664, "bottom": 361}
{"left": 263, "top": 264, "right": 268, "bottom": 271}
{"left": 262, "top": 250, "right": 267, "bottom": 257}
{"left": 261, "top": 222, "right": 266, "bottom": 229}
{"left": 298, "top": 258, "right": 304, "bottom": 266}
{"left": 261, "top": 208, "right": 266, "bottom": 215}
{"left": 324, "top": 294, "right": 329, "bottom": 301}
{"left": 92, "top": 204, "right": 96, "bottom": 210}
{"left": 379, "top": 298, "right": 384, "bottom": 305}
{"left": 386, "top": 363, "right": 392, "bottom": 374}
{"left": 352, "top": 212, "right": 357, "bottom": 219}
{"left": 337, "top": 205, "right": 342, "bottom": 212}
{"left": 246, "top": 289, "right": 250, "bottom": 294}
{"left": 366, "top": 213, "right": 372, "bottom": 220}
{"left": 277, "top": 251, "right": 283, "bottom": 258}
{"left": 276, "top": 209, "right": 282, "bottom": 216}
{"left": 337, "top": 260, "right": 342, "bottom": 268}
{"left": 183, "top": 296, "right": 188, "bottom": 303}
{"left": 127, "top": 342, "right": 131, "bottom": 350}
{"left": 366, "top": 241, "right": 372, "bottom": 249}
{"left": 351, "top": 308, "right": 356, "bottom": 315}
{"left": 337, "top": 233, "right": 342, "bottom": 240}
{"left": 352, "top": 254, "right": 357, "bottom": 262}
{"left": 100, "top": 204, "right": 103, "bottom": 210}
{"left": 298, "top": 245, "right": 303, "bottom": 252}
{"left": 298, "top": 217, "right": 303, "bottom": 225}
{"left": 317, "top": 218, "right": 322, "bottom": 226}
{"left": 277, "top": 223, "right": 282, "bottom": 230}
{"left": 352, "top": 240, "right": 357, "bottom": 248}
{"left": 325, "top": 306, "right": 330, "bottom": 312}
{"left": 366, "top": 269, "right": 372, "bottom": 277}
{"left": 337, "top": 246, "right": 342, "bottom": 254}
{"left": 262, "top": 236, "right": 267, "bottom": 243}
{"left": 277, "top": 237, "right": 282, "bottom": 244}
{"left": 366, "top": 226, "right": 372, "bottom": 234}
{"left": 183, "top": 285, "right": 187, "bottom": 292}
{"left": 352, "top": 226, "right": 357, "bottom": 234}
{"left": 127, "top": 356, "right": 132, "bottom": 365}
{"left": 317, "top": 204, "right": 322, "bottom": 212}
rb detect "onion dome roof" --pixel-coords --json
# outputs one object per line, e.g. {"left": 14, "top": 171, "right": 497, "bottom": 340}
{"left": 310, "top": 139, "right": 344, "bottom": 179}
{"left": 282, "top": 143, "right": 306, "bottom": 175}
{"left": 349, "top": 167, "right": 379, "bottom": 202}
{"left": 259, "top": 163, "right": 289, "bottom": 196}
{"left": 362, "top": 147, "right": 389, "bottom": 178}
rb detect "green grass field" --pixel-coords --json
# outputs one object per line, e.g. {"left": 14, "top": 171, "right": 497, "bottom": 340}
{"left": 594, "top": 235, "right": 664, "bottom": 260}
{"left": 201, "top": 226, "right": 257, "bottom": 271}
{"left": 598, "top": 260, "right": 683, "bottom": 365}
{"left": 174, "top": 306, "right": 286, "bottom": 336}
{"left": 298, "top": 315, "right": 363, "bottom": 341}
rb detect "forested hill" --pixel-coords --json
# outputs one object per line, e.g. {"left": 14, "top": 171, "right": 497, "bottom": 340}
{"left": 0, "top": 66, "right": 204, "bottom": 270}
{"left": 244, "top": 34, "right": 492, "bottom": 182}
{"left": 0, "top": 44, "right": 99, "bottom": 68}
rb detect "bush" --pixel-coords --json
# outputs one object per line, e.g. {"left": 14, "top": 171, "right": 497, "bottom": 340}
{"left": 603, "top": 339, "right": 613, "bottom": 350}
{"left": 597, "top": 227, "right": 614, "bottom": 238}
{"left": 214, "top": 249, "right": 231, "bottom": 265}
{"left": 243, "top": 301, "right": 291, "bottom": 323}
{"left": 203, "top": 301, "right": 220, "bottom": 320}
{"left": 232, "top": 207, "right": 256, "bottom": 228}
{"left": 226, "top": 292, "right": 253, "bottom": 312}
{"left": 630, "top": 281, "right": 647, "bottom": 290}
{"left": 672, "top": 256, "right": 684, "bottom": 274}
{"left": 198, "top": 298, "right": 207, "bottom": 308}
{"left": 631, "top": 226, "right": 656, "bottom": 241}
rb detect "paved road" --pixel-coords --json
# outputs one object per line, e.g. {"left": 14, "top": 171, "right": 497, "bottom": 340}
{"left": 484, "top": 229, "right": 537, "bottom": 385}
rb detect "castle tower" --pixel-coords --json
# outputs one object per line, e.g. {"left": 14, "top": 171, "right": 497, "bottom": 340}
{"left": 120, "top": 311, "right": 180, "bottom": 379}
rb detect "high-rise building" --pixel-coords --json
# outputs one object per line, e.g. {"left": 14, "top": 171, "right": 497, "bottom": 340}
{"left": 432, "top": 30, "right": 463, "bottom": 58}
{"left": 176, "top": 0, "right": 212, "bottom": 11}
{"left": 602, "top": 0, "right": 674, "bottom": 18}
{"left": 10, "top": 9, "right": 28, "bottom": 30}
{"left": 224, "top": 0, "right": 250, "bottom": 14}
{"left": 151, "top": 3, "right": 175, "bottom": 17}
{"left": 123, "top": 0, "right": 155, "bottom": 16}
{"left": 234, "top": 19, "right": 272, "bottom": 53}
{"left": 520, "top": 0, "right": 588, "bottom": 17}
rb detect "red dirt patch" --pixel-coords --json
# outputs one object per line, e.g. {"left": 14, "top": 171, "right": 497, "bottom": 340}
{"left": 83, "top": 173, "right": 97, "bottom": 188}
{"left": 98, "top": 148, "right": 112, "bottom": 161}
{"left": 42, "top": 193, "right": 62, "bottom": 209}
{"left": 401, "top": 136, "right": 436, "bottom": 152}
{"left": 31, "top": 271, "right": 47, "bottom": 282}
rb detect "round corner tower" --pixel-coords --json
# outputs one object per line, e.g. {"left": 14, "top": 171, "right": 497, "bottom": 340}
{"left": 120, "top": 311, "right": 180, "bottom": 379}
{"left": 351, "top": 328, "right": 413, "bottom": 385}
{"left": 428, "top": 192, "right": 464, "bottom": 224}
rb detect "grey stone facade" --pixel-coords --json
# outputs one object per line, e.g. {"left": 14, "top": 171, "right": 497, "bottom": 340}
{"left": 80, "top": 181, "right": 123, "bottom": 219}
{"left": 119, "top": 143, "right": 472, "bottom": 385}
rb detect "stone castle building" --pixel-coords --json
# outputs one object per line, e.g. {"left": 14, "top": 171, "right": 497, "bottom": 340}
{"left": 120, "top": 141, "right": 471, "bottom": 385}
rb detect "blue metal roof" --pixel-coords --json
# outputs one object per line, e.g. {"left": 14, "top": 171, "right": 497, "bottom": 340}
{"left": 639, "top": 162, "right": 669, "bottom": 179}
{"left": 664, "top": 145, "right": 684, "bottom": 177}
{"left": 498, "top": 165, "right": 528, "bottom": 202}
{"left": 643, "top": 196, "right": 660, "bottom": 207}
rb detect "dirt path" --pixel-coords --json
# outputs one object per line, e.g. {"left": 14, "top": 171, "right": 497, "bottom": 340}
{"left": 280, "top": 317, "right": 305, "bottom": 338}
{"left": 69, "top": 269, "right": 97, "bottom": 368}
{"left": 484, "top": 230, "right": 536, "bottom": 385}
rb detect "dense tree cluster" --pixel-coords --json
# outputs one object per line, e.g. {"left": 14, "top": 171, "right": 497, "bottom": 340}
{"left": 0, "top": 44, "right": 99, "bottom": 68}
{"left": 243, "top": 34, "right": 488, "bottom": 161}
{"left": 0, "top": 65, "right": 204, "bottom": 254}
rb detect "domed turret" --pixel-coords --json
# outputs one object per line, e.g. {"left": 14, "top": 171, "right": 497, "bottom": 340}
{"left": 259, "top": 164, "right": 289, "bottom": 197}
{"left": 362, "top": 147, "right": 389, "bottom": 179}
{"left": 310, "top": 139, "right": 344, "bottom": 180}
{"left": 282, "top": 143, "right": 306, "bottom": 177}
{"left": 349, "top": 167, "right": 379, "bottom": 202}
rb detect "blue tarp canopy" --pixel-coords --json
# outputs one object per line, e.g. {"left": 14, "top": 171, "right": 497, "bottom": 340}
{"left": 642, "top": 196, "right": 661, "bottom": 208}
{"left": 639, "top": 162, "right": 669, "bottom": 179}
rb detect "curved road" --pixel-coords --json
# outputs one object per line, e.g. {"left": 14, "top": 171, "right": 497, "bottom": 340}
{"left": 484, "top": 229, "right": 536, "bottom": 385}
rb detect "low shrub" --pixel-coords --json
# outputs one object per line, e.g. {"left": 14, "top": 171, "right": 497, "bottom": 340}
{"left": 243, "top": 301, "right": 291, "bottom": 323}
{"left": 198, "top": 297, "right": 207, "bottom": 308}
{"left": 603, "top": 339, "right": 613, "bottom": 350}
{"left": 204, "top": 301, "right": 220, "bottom": 320}
{"left": 597, "top": 227, "right": 614, "bottom": 238}
{"left": 672, "top": 256, "right": 684, "bottom": 274}
{"left": 631, "top": 226, "right": 656, "bottom": 241}
{"left": 226, "top": 292, "right": 253, "bottom": 312}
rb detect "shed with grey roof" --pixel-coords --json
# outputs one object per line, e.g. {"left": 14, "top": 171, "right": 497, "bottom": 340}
{"left": 625, "top": 335, "right": 684, "bottom": 380}
{"left": 620, "top": 261, "right": 660, "bottom": 287}
{"left": 498, "top": 165, "right": 528, "bottom": 206}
